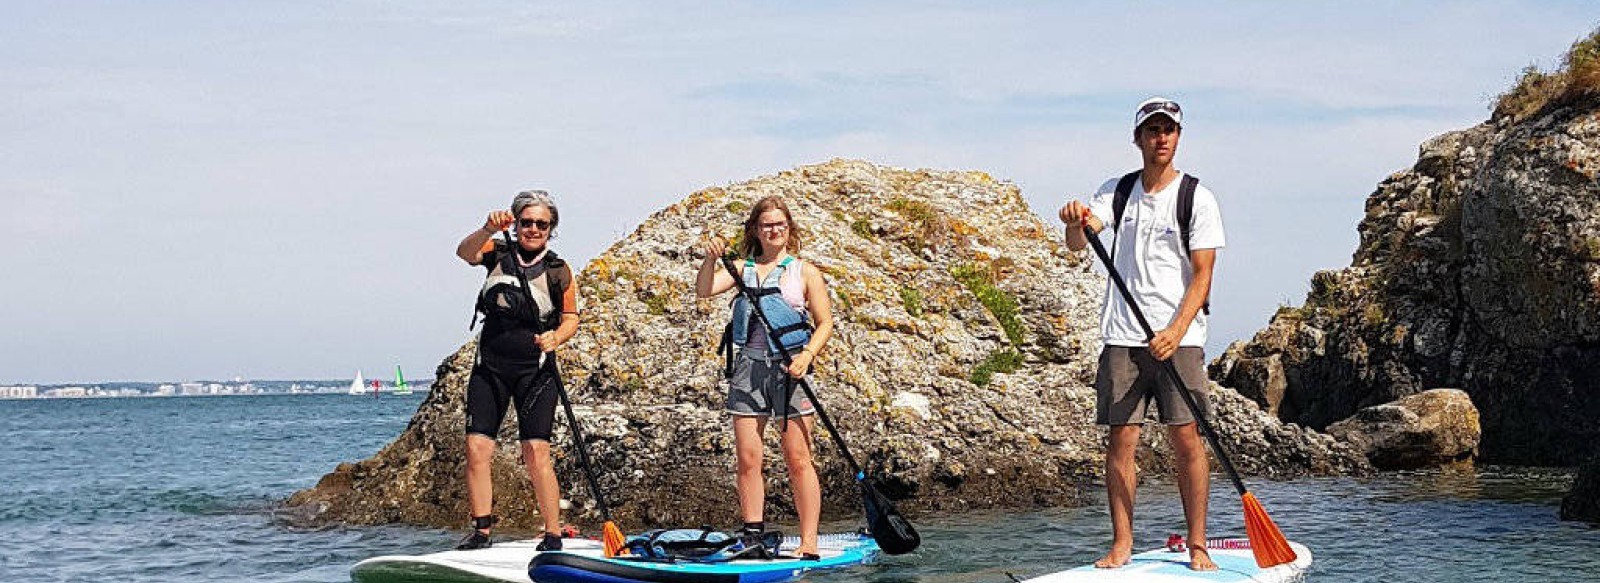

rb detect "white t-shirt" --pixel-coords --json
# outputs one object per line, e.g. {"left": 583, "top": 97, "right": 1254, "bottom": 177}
{"left": 1086, "top": 172, "right": 1225, "bottom": 347}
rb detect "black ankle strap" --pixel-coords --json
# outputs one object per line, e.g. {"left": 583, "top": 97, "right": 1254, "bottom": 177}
{"left": 472, "top": 515, "right": 498, "bottom": 530}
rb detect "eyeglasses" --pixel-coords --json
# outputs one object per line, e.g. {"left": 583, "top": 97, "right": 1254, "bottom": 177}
{"left": 758, "top": 221, "right": 789, "bottom": 232}
{"left": 518, "top": 219, "right": 553, "bottom": 231}
{"left": 1139, "top": 100, "right": 1181, "bottom": 116}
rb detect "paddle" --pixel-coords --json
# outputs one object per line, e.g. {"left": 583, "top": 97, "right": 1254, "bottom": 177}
{"left": 504, "top": 230, "right": 628, "bottom": 558}
{"left": 718, "top": 256, "right": 921, "bottom": 555}
{"left": 1080, "top": 225, "right": 1296, "bottom": 568}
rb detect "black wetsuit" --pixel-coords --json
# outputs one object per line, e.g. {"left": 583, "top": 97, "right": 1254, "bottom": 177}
{"left": 466, "top": 245, "right": 571, "bottom": 441}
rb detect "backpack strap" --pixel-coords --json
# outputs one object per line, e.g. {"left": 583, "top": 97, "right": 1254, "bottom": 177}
{"left": 1176, "top": 175, "right": 1199, "bottom": 258}
{"left": 1174, "top": 174, "right": 1210, "bottom": 315}
{"left": 1111, "top": 171, "right": 1140, "bottom": 234}
{"left": 1109, "top": 171, "right": 1141, "bottom": 261}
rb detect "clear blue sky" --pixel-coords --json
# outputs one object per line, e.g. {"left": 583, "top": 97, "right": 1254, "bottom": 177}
{"left": 2, "top": 2, "right": 1594, "bottom": 383}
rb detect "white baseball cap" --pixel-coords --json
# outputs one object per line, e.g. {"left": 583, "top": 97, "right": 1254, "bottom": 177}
{"left": 1133, "top": 97, "right": 1182, "bottom": 130}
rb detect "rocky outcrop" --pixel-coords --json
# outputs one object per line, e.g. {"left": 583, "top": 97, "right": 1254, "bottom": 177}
{"left": 1211, "top": 96, "right": 1600, "bottom": 467}
{"left": 287, "top": 160, "right": 1368, "bottom": 531}
{"left": 1325, "top": 389, "right": 1480, "bottom": 470}
{"left": 1561, "top": 454, "right": 1600, "bottom": 523}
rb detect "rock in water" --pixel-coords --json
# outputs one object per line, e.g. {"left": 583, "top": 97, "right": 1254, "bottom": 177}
{"left": 1561, "top": 454, "right": 1600, "bottom": 524}
{"left": 287, "top": 160, "right": 1367, "bottom": 530}
{"left": 1211, "top": 96, "right": 1600, "bottom": 466}
{"left": 1326, "top": 389, "right": 1480, "bottom": 470}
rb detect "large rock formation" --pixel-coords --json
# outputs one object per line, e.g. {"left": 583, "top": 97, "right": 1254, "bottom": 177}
{"left": 1212, "top": 95, "right": 1600, "bottom": 467}
{"left": 287, "top": 160, "right": 1367, "bottom": 531}
{"left": 1325, "top": 389, "right": 1480, "bottom": 470}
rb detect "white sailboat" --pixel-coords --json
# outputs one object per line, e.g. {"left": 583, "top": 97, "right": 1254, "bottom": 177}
{"left": 348, "top": 370, "right": 367, "bottom": 395}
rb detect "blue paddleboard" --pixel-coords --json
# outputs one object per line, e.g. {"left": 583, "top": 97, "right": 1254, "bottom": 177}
{"left": 529, "top": 533, "right": 878, "bottom": 583}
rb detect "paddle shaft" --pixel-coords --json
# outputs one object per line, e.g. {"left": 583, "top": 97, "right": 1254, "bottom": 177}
{"left": 555, "top": 379, "right": 614, "bottom": 520}
{"left": 1082, "top": 226, "right": 1249, "bottom": 496}
{"left": 718, "top": 258, "right": 867, "bottom": 479}
{"left": 505, "top": 230, "right": 615, "bottom": 521}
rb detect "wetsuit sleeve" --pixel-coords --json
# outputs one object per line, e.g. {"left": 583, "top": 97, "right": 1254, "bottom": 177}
{"left": 478, "top": 246, "right": 502, "bottom": 271}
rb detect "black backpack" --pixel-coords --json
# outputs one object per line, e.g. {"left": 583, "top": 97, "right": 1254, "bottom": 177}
{"left": 1110, "top": 171, "right": 1209, "bottom": 314}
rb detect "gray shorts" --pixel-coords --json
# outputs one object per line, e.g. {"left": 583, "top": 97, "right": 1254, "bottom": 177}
{"left": 1095, "top": 346, "right": 1211, "bottom": 426}
{"left": 727, "top": 348, "right": 817, "bottom": 419}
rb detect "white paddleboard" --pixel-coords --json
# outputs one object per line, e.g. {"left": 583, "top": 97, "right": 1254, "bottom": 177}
{"left": 1021, "top": 540, "right": 1312, "bottom": 583}
{"left": 351, "top": 538, "right": 605, "bottom": 583}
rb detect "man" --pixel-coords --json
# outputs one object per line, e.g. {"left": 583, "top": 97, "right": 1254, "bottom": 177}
{"left": 1060, "top": 97, "right": 1225, "bottom": 571}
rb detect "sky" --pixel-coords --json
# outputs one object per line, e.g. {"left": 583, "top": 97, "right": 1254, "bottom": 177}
{"left": 2, "top": 1, "right": 1595, "bottom": 384}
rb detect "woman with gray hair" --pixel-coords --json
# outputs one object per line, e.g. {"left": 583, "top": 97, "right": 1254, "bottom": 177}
{"left": 452, "top": 190, "right": 579, "bottom": 551}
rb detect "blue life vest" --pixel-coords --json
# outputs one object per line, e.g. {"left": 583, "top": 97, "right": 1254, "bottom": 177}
{"left": 729, "top": 257, "right": 813, "bottom": 353}
{"left": 623, "top": 527, "right": 785, "bottom": 563}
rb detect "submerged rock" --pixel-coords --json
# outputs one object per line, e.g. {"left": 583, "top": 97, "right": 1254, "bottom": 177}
{"left": 1325, "top": 389, "right": 1480, "bottom": 470}
{"left": 1561, "top": 454, "right": 1600, "bottom": 524}
{"left": 287, "top": 160, "right": 1367, "bottom": 531}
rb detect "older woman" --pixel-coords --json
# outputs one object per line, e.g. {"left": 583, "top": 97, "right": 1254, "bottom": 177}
{"left": 695, "top": 195, "right": 835, "bottom": 559}
{"left": 452, "top": 190, "right": 579, "bottom": 551}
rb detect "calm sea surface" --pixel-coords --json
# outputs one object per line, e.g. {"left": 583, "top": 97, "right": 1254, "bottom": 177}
{"left": 1, "top": 393, "right": 1596, "bottom": 582}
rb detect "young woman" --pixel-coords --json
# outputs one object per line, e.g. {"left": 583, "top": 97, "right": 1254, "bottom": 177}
{"left": 452, "top": 190, "right": 580, "bottom": 551}
{"left": 695, "top": 195, "right": 835, "bottom": 559}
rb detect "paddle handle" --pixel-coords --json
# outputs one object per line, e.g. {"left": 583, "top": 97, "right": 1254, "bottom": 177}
{"left": 718, "top": 258, "right": 867, "bottom": 479}
{"left": 1081, "top": 226, "right": 1249, "bottom": 496}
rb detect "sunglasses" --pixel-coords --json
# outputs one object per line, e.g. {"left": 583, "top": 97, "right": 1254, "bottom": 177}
{"left": 1139, "top": 100, "right": 1181, "bottom": 116}
{"left": 518, "top": 219, "right": 553, "bottom": 231}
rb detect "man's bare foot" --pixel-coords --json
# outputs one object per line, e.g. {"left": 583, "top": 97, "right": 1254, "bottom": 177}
{"left": 1189, "top": 548, "right": 1218, "bottom": 571}
{"left": 1094, "top": 545, "right": 1133, "bottom": 569}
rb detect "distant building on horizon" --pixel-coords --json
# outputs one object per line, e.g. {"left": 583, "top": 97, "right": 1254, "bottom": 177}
{"left": 0, "top": 386, "right": 39, "bottom": 399}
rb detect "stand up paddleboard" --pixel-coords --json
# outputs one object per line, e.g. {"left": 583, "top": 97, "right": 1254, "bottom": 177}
{"left": 1020, "top": 538, "right": 1312, "bottom": 583}
{"left": 530, "top": 532, "right": 879, "bottom": 583}
{"left": 351, "top": 538, "right": 606, "bottom": 583}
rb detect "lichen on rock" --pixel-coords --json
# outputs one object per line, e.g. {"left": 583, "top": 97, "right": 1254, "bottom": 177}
{"left": 287, "top": 159, "right": 1366, "bottom": 531}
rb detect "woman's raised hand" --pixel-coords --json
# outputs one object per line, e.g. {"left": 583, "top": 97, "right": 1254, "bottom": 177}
{"left": 701, "top": 235, "right": 728, "bottom": 262}
{"left": 484, "top": 210, "right": 515, "bottom": 233}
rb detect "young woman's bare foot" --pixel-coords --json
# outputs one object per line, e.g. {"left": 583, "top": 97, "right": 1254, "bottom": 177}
{"left": 1094, "top": 544, "right": 1133, "bottom": 568}
{"left": 1189, "top": 548, "right": 1218, "bottom": 571}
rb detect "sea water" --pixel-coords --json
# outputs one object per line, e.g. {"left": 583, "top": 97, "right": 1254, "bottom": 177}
{"left": 1, "top": 394, "right": 1596, "bottom": 583}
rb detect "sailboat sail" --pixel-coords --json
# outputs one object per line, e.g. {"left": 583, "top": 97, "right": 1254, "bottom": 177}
{"left": 393, "top": 365, "right": 412, "bottom": 395}
{"left": 348, "top": 371, "right": 366, "bottom": 395}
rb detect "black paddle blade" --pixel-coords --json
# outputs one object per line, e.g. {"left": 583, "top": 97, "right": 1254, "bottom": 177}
{"left": 860, "top": 478, "right": 920, "bottom": 555}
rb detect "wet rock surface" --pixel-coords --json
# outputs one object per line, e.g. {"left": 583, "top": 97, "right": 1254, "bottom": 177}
{"left": 1561, "top": 453, "right": 1600, "bottom": 523}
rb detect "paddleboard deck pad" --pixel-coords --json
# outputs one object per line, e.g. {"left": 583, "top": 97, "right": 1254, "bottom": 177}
{"left": 351, "top": 538, "right": 606, "bottom": 583}
{"left": 1021, "top": 540, "right": 1312, "bottom": 583}
{"left": 530, "top": 533, "right": 879, "bottom": 583}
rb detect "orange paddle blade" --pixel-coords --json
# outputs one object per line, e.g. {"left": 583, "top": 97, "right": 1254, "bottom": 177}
{"left": 1241, "top": 492, "right": 1296, "bottom": 568}
{"left": 602, "top": 521, "right": 628, "bottom": 557}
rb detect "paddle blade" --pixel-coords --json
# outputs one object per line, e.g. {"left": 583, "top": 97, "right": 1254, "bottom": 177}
{"left": 1241, "top": 492, "right": 1296, "bottom": 568}
{"left": 860, "top": 478, "right": 920, "bottom": 555}
{"left": 602, "top": 521, "right": 628, "bottom": 558}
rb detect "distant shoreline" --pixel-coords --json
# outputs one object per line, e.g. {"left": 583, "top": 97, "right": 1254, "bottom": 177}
{"left": 0, "top": 382, "right": 435, "bottom": 401}
{"left": 0, "top": 391, "right": 433, "bottom": 401}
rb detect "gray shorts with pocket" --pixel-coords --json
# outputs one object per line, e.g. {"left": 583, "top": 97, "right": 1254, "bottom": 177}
{"left": 1095, "top": 346, "right": 1210, "bottom": 426}
{"left": 728, "top": 348, "right": 816, "bottom": 419}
